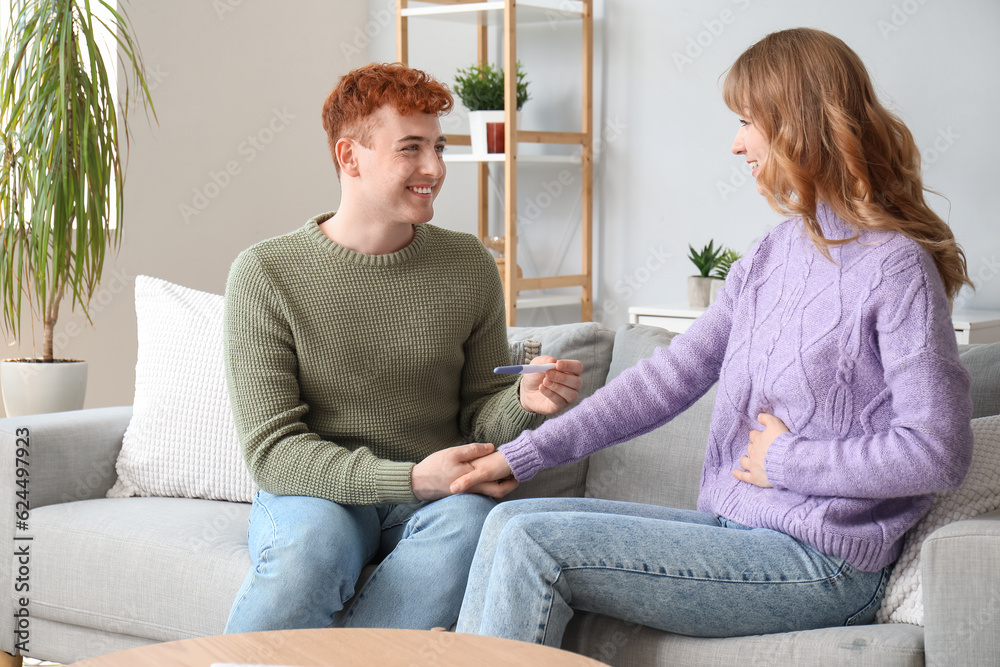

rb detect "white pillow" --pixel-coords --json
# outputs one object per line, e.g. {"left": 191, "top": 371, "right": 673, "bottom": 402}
{"left": 108, "top": 275, "right": 257, "bottom": 502}
{"left": 876, "top": 414, "right": 1000, "bottom": 625}
{"left": 109, "top": 275, "right": 541, "bottom": 504}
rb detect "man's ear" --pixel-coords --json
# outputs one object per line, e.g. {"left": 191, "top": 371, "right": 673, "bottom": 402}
{"left": 336, "top": 137, "right": 361, "bottom": 178}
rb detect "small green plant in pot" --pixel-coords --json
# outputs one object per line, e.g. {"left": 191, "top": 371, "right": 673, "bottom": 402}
{"left": 710, "top": 248, "right": 743, "bottom": 304}
{"left": 453, "top": 61, "right": 530, "bottom": 154}
{"left": 687, "top": 241, "right": 723, "bottom": 308}
{"left": 0, "top": 0, "right": 156, "bottom": 416}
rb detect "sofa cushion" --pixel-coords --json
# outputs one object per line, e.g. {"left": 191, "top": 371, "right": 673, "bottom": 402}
{"left": 108, "top": 276, "right": 258, "bottom": 503}
{"left": 28, "top": 497, "right": 250, "bottom": 641}
{"left": 562, "top": 611, "right": 924, "bottom": 667}
{"left": 108, "top": 276, "right": 549, "bottom": 505}
{"left": 506, "top": 322, "right": 616, "bottom": 501}
{"left": 958, "top": 342, "right": 1000, "bottom": 418}
{"left": 584, "top": 324, "right": 714, "bottom": 510}
{"left": 876, "top": 413, "right": 1000, "bottom": 625}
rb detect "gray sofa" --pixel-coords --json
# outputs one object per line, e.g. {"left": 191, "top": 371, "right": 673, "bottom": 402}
{"left": 2, "top": 321, "right": 1000, "bottom": 666}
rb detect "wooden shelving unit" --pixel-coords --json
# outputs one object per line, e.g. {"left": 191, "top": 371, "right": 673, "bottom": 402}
{"left": 396, "top": 0, "right": 593, "bottom": 326}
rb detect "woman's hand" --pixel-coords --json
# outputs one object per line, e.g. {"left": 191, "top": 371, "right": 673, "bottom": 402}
{"left": 518, "top": 356, "right": 584, "bottom": 415}
{"left": 733, "top": 413, "right": 789, "bottom": 488}
{"left": 411, "top": 442, "right": 517, "bottom": 501}
{"left": 449, "top": 450, "right": 515, "bottom": 495}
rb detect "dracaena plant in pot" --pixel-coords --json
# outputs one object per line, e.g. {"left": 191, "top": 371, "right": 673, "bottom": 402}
{"left": 453, "top": 61, "right": 530, "bottom": 155}
{"left": 0, "top": 0, "right": 155, "bottom": 417}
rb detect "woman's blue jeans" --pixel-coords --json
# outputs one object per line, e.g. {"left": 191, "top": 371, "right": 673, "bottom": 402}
{"left": 224, "top": 490, "right": 495, "bottom": 633}
{"left": 457, "top": 497, "right": 890, "bottom": 646}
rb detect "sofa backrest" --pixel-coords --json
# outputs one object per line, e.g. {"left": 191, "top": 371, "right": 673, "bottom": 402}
{"left": 505, "top": 322, "right": 616, "bottom": 501}
{"left": 959, "top": 342, "right": 1000, "bottom": 419}
{"left": 584, "top": 324, "right": 713, "bottom": 510}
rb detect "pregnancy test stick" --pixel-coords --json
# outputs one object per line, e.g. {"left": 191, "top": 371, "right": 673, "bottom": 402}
{"left": 493, "top": 363, "right": 557, "bottom": 375}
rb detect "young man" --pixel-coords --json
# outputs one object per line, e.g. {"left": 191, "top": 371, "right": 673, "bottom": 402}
{"left": 222, "top": 63, "right": 582, "bottom": 633}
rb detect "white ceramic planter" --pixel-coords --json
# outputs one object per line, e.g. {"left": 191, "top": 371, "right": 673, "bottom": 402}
{"left": 710, "top": 278, "right": 726, "bottom": 304}
{"left": 687, "top": 276, "right": 714, "bottom": 308}
{"left": 1, "top": 359, "right": 88, "bottom": 417}
{"left": 468, "top": 110, "right": 521, "bottom": 156}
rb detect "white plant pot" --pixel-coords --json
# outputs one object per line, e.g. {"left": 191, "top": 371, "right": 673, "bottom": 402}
{"left": 709, "top": 278, "right": 726, "bottom": 304}
{"left": 687, "top": 276, "right": 714, "bottom": 308}
{"left": 1, "top": 359, "right": 88, "bottom": 417}
{"left": 468, "top": 110, "right": 519, "bottom": 156}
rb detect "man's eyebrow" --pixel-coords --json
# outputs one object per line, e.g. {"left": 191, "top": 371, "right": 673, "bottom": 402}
{"left": 396, "top": 135, "right": 448, "bottom": 144}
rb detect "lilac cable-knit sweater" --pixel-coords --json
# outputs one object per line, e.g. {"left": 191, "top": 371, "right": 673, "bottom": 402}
{"left": 500, "top": 205, "right": 973, "bottom": 571}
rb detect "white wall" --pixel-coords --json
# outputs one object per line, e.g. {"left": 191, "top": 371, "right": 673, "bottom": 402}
{"left": 378, "top": 0, "right": 1000, "bottom": 327}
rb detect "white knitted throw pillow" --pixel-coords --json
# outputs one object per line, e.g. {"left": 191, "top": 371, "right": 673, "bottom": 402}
{"left": 876, "top": 414, "right": 1000, "bottom": 625}
{"left": 108, "top": 276, "right": 257, "bottom": 502}
{"left": 109, "top": 275, "right": 541, "bottom": 503}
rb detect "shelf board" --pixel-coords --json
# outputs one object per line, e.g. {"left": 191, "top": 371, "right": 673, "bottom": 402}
{"left": 402, "top": 1, "right": 585, "bottom": 24}
{"left": 516, "top": 294, "right": 583, "bottom": 310}
{"left": 444, "top": 153, "right": 581, "bottom": 164}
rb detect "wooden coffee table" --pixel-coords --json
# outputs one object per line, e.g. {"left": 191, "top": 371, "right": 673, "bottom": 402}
{"left": 66, "top": 628, "right": 608, "bottom": 666}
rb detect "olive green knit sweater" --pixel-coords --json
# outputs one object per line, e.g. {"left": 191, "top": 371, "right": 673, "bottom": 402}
{"left": 223, "top": 213, "right": 541, "bottom": 505}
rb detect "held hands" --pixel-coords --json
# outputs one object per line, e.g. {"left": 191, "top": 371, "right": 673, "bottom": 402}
{"left": 732, "top": 413, "right": 789, "bottom": 488}
{"left": 411, "top": 442, "right": 518, "bottom": 501}
{"left": 518, "top": 356, "right": 584, "bottom": 414}
{"left": 449, "top": 450, "right": 514, "bottom": 495}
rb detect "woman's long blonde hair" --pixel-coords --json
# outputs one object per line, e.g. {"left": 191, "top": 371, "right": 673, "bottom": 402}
{"left": 722, "top": 28, "right": 971, "bottom": 299}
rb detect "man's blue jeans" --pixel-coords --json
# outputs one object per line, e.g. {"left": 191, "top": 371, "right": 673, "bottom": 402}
{"left": 224, "top": 490, "right": 495, "bottom": 632}
{"left": 457, "top": 497, "right": 891, "bottom": 646}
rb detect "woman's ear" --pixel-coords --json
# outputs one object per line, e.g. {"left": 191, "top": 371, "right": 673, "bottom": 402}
{"left": 336, "top": 137, "right": 361, "bottom": 178}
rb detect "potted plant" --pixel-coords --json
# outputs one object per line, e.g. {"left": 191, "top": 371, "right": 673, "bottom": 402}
{"left": 710, "top": 248, "right": 743, "bottom": 304}
{"left": 453, "top": 61, "right": 529, "bottom": 155}
{"left": 687, "top": 240, "right": 723, "bottom": 308}
{"left": 0, "top": 0, "right": 155, "bottom": 417}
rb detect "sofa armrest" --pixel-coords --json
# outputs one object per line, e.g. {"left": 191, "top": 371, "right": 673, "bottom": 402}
{"left": 922, "top": 508, "right": 1000, "bottom": 665}
{"left": 0, "top": 406, "right": 131, "bottom": 508}
{"left": 0, "top": 406, "right": 131, "bottom": 654}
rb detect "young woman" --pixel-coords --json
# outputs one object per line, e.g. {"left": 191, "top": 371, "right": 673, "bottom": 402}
{"left": 451, "top": 28, "right": 975, "bottom": 645}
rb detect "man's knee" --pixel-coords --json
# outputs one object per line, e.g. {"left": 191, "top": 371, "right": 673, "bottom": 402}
{"left": 408, "top": 494, "right": 496, "bottom": 540}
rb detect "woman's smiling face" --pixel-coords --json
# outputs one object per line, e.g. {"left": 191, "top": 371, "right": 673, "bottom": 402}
{"left": 731, "top": 115, "right": 769, "bottom": 195}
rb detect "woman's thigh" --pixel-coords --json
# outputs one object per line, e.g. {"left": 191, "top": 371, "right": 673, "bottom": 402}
{"left": 511, "top": 508, "right": 887, "bottom": 638}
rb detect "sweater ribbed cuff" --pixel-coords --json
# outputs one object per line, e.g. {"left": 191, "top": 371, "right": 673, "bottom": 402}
{"left": 499, "top": 433, "right": 545, "bottom": 482}
{"left": 374, "top": 460, "right": 419, "bottom": 504}
{"left": 503, "top": 390, "right": 546, "bottom": 432}
{"left": 765, "top": 432, "right": 798, "bottom": 490}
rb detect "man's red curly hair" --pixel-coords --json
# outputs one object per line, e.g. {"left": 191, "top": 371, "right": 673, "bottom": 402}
{"left": 322, "top": 62, "right": 453, "bottom": 175}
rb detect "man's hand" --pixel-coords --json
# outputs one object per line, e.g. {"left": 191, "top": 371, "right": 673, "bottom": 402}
{"left": 518, "top": 356, "right": 584, "bottom": 415}
{"left": 411, "top": 442, "right": 517, "bottom": 501}
{"left": 732, "top": 413, "right": 789, "bottom": 488}
{"left": 450, "top": 450, "right": 514, "bottom": 495}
